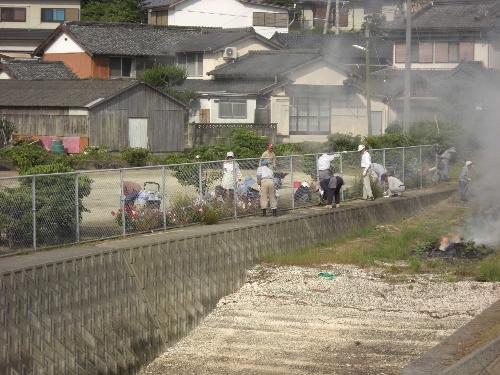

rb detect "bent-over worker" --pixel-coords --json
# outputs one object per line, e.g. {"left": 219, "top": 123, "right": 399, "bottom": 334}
{"left": 320, "top": 175, "right": 344, "bottom": 208}
{"left": 317, "top": 149, "right": 340, "bottom": 181}
{"left": 257, "top": 159, "right": 277, "bottom": 217}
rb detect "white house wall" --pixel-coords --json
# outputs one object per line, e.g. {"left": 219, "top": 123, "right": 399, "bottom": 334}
{"left": 45, "top": 33, "right": 84, "bottom": 54}
{"left": 167, "top": 0, "right": 288, "bottom": 38}
{"left": 203, "top": 38, "right": 274, "bottom": 79}
{"left": 489, "top": 40, "right": 500, "bottom": 69}
{"left": 288, "top": 61, "right": 347, "bottom": 86}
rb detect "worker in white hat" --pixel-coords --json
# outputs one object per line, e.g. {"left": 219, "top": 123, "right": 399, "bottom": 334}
{"left": 221, "top": 151, "right": 242, "bottom": 201}
{"left": 438, "top": 146, "right": 456, "bottom": 181}
{"left": 458, "top": 160, "right": 472, "bottom": 201}
{"left": 358, "top": 145, "right": 374, "bottom": 201}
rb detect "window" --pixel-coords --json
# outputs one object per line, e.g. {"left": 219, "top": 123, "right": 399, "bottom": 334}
{"left": 332, "top": 6, "right": 349, "bottom": 27}
{"left": 448, "top": 43, "right": 459, "bottom": 62}
{"left": 435, "top": 42, "right": 449, "bottom": 62}
{"left": 418, "top": 42, "right": 433, "bottom": 63}
{"left": 459, "top": 42, "right": 474, "bottom": 61}
{"left": 0, "top": 7, "right": 26, "bottom": 22}
{"left": 219, "top": 100, "right": 247, "bottom": 119}
{"left": 42, "top": 8, "right": 65, "bottom": 22}
{"left": 110, "top": 57, "right": 133, "bottom": 78}
{"left": 253, "top": 12, "right": 288, "bottom": 27}
{"left": 290, "top": 97, "right": 331, "bottom": 134}
{"left": 177, "top": 53, "right": 203, "bottom": 77}
{"left": 394, "top": 43, "right": 419, "bottom": 63}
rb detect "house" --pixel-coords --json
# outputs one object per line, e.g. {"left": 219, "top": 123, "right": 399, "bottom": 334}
{"left": 0, "top": 0, "right": 80, "bottom": 57}
{"left": 383, "top": 0, "right": 500, "bottom": 70}
{"left": 178, "top": 49, "right": 392, "bottom": 142}
{"left": 270, "top": 31, "right": 393, "bottom": 66}
{"left": 0, "top": 80, "right": 187, "bottom": 152}
{"left": 0, "top": 59, "right": 77, "bottom": 79}
{"left": 295, "top": 0, "right": 400, "bottom": 31}
{"left": 141, "top": 0, "right": 289, "bottom": 38}
{"left": 33, "top": 22, "right": 280, "bottom": 79}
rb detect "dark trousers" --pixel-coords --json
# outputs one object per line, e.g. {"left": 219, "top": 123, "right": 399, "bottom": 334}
{"left": 322, "top": 176, "right": 344, "bottom": 205}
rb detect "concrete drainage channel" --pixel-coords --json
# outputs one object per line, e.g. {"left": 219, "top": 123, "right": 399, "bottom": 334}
{"left": 0, "top": 188, "right": 459, "bottom": 374}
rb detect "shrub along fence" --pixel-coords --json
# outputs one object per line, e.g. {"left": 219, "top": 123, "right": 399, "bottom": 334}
{"left": 0, "top": 145, "right": 437, "bottom": 255}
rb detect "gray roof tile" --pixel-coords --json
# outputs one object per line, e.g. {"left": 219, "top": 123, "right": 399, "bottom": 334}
{"left": 0, "top": 80, "right": 139, "bottom": 107}
{"left": 1, "top": 60, "right": 77, "bottom": 80}
{"left": 209, "top": 49, "right": 322, "bottom": 79}
{"left": 177, "top": 79, "right": 277, "bottom": 94}
{"left": 141, "top": 0, "right": 288, "bottom": 9}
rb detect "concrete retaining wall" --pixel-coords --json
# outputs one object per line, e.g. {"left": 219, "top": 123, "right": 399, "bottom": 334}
{"left": 0, "top": 189, "right": 453, "bottom": 374}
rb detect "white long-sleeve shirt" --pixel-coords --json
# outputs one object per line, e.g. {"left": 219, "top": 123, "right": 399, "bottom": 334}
{"left": 388, "top": 176, "right": 405, "bottom": 193}
{"left": 221, "top": 161, "right": 242, "bottom": 190}
{"left": 317, "top": 153, "right": 339, "bottom": 170}
{"left": 361, "top": 151, "right": 372, "bottom": 170}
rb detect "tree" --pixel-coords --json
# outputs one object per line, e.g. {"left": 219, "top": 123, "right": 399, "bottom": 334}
{"left": 141, "top": 64, "right": 198, "bottom": 104}
{"left": 81, "top": 0, "right": 145, "bottom": 23}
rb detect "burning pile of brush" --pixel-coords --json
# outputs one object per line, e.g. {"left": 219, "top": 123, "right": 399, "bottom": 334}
{"left": 422, "top": 230, "right": 495, "bottom": 259}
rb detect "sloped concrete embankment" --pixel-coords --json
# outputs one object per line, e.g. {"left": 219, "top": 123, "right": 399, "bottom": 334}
{"left": 0, "top": 188, "right": 453, "bottom": 374}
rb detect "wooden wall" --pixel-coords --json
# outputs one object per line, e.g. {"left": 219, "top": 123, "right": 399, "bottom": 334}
{"left": 89, "top": 84, "right": 186, "bottom": 152}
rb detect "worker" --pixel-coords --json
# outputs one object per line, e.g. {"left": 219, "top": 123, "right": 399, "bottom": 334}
{"left": 261, "top": 143, "right": 276, "bottom": 169}
{"left": 122, "top": 181, "right": 142, "bottom": 209}
{"left": 294, "top": 181, "right": 312, "bottom": 204}
{"left": 257, "top": 159, "right": 277, "bottom": 217}
{"left": 359, "top": 145, "right": 375, "bottom": 201}
{"left": 438, "top": 146, "right": 456, "bottom": 181}
{"left": 320, "top": 175, "right": 344, "bottom": 208}
{"left": 381, "top": 173, "right": 405, "bottom": 197}
{"left": 317, "top": 148, "right": 340, "bottom": 181}
{"left": 221, "top": 151, "right": 242, "bottom": 201}
{"left": 458, "top": 160, "right": 472, "bottom": 201}
{"left": 371, "top": 162, "right": 387, "bottom": 185}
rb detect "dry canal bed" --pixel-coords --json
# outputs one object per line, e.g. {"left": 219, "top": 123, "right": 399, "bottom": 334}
{"left": 142, "top": 265, "right": 500, "bottom": 375}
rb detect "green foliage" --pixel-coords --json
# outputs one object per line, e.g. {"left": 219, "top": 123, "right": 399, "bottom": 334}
{"left": 2, "top": 142, "right": 52, "bottom": 172}
{"left": 228, "top": 128, "right": 269, "bottom": 158}
{"left": 0, "top": 119, "right": 15, "bottom": 148}
{"left": 120, "top": 147, "right": 150, "bottom": 167}
{"left": 81, "top": 0, "right": 144, "bottom": 22}
{"left": 476, "top": 253, "right": 500, "bottom": 282}
{"left": 200, "top": 203, "right": 224, "bottom": 225}
{"left": 141, "top": 64, "right": 187, "bottom": 87}
{"left": 327, "top": 133, "right": 362, "bottom": 152}
{"left": 189, "top": 144, "right": 228, "bottom": 161}
{"left": 273, "top": 143, "right": 301, "bottom": 156}
{"left": 0, "top": 164, "right": 93, "bottom": 248}
{"left": 365, "top": 132, "right": 411, "bottom": 149}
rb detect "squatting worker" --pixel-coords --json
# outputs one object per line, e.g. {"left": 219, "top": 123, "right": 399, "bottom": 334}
{"left": 381, "top": 173, "right": 405, "bottom": 197}
{"left": 317, "top": 149, "right": 340, "bottom": 181}
{"left": 359, "top": 145, "right": 375, "bottom": 201}
{"left": 459, "top": 160, "right": 472, "bottom": 201}
{"left": 122, "top": 181, "right": 141, "bottom": 209}
{"left": 261, "top": 143, "right": 276, "bottom": 169}
{"left": 221, "top": 151, "right": 242, "bottom": 201}
{"left": 320, "top": 175, "right": 344, "bottom": 209}
{"left": 257, "top": 159, "right": 277, "bottom": 217}
{"left": 371, "top": 162, "right": 387, "bottom": 185}
{"left": 439, "top": 146, "right": 456, "bottom": 181}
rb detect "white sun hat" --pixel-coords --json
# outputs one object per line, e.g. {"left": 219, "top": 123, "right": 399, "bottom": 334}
{"left": 465, "top": 160, "right": 473, "bottom": 167}
{"left": 226, "top": 151, "right": 234, "bottom": 158}
{"left": 357, "top": 145, "right": 366, "bottom": 152}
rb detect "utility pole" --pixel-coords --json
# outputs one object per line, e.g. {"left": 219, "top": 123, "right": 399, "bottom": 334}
{"left": 323, "top": 0, "right": 333, "bottom": 34}
{"left": 365, "top": 17, "right": 372, "bottom": 135}
{"left": 403, "top": 0, "right": 412, "bottom": 132}
{"left": 335, "top": 0, "right": 340, "bottom": 35}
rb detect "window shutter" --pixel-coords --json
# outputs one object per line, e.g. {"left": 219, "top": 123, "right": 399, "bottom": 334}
{"left": 395, "top": 43, "right": 405, "bottom": 63}
{"left": 65, "top": 8, "right": 79, "bottom": 21}
{"left": 419, "top": 42, "right": 433, "bottom": 63}
{"left": 448, "top": 43, "right": 459, "bottom": 62}
{"left": 459, "top": 42, "right": 474, "bottom": 61}
{"left": 339, "top": 8, "right": 348, "bottom": 27}
{"left": 264, "top": 12, "right": 276, "bottom": 27}
{"left": 276, "top": 13, "right": 288, "bottom": 27}
{"left": 434, "top": 43, "right": 449, "bottom": 62}
{"left": 253, "top": 12, "right": 265, "bottom": 26}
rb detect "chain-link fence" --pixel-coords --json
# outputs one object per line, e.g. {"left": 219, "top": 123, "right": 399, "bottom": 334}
{"left": 0, "top": 145, "right": 437, "bottom": 255}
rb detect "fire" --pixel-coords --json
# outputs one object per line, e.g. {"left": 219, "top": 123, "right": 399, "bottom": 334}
{"left": 439, "top": 231, "right": 463, "bottom": 251}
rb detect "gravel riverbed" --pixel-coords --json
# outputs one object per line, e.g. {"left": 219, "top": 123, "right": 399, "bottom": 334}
{"left": 142, "top": 265, "right": 500, "bottom": 375}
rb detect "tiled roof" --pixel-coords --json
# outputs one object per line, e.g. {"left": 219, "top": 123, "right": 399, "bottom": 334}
{"left": 208, "top": 49, "right": 323, "bottom": 79}
{"left": 1, "top": 60, "right": 77, "bottom": 80}
{"left": 384, "top": 0, "right": 498, "bottom": 32}
{"left": 176, "top": 79, "right": 278, "bottom": 94}
{"left": 141, "top": 0, "right": 289, "bottom": 10}
{"left": 271, "top": 32, "right": 393, "bottom": 64}
{"left": 0, "top": 80, "right": 139, "bottom": 107}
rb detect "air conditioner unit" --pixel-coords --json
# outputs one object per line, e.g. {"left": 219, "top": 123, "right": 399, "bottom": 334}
{"left": 223, "top": 47, "right": 238, "bottom": 59}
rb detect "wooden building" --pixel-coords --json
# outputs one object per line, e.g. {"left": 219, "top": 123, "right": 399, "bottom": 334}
{"left": 0, "top": 80, "right": 187, "bottom": 152}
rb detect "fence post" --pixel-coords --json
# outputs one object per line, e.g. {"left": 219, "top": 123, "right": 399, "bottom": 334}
{"left": 402, "top": 147, "right": 406, "bottom": 184}
{"left": 32, "top": 175, "right": 37, "bottom": 251}
{"left": 120, "top": 169, "right": 126, "bottom": 236}
{"left": 290, "top": 156, "right": 294, "bottom": 210}
{"left": 75, "top": 173, "right": 80, "bottom": 243}
{"left": 162, "top": 166, "right": 167, "bottom": 230}
{"left": 315, "top": 153, "right": 319, "bottom": 182}
{"left": 198, "top": 163, "right": 203, "bottom": 201}
{"left": 233, "top": 159, "right": 238, "bottom": 219}
{"left": 419, "top": 146, "right": 423, "bottom": 188}
{"left": 383, "top": 149, "right": 386, "bottom": 169}
{"left": 340, "top": 152, "right": 344, "bottom": 202}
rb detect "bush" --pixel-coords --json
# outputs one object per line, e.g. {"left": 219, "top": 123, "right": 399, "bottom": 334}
{"left": 141, "top": 64, "right": 187, "bottom": 87}
{"left": 273, "top": 143, "right": 301, "bottom": 156}
{"left": 327, "top": 133, "right": 361, "bottom": 152}
{"left": 229, "top": 128, "right": 269, "bottom": 158}
{"left": 120, "top": 147, "right": 150, "bottom": 167}
{"left": 0, "top": 164, "right": 93, "bottom": 248}
{"left": 2, "top": 142, "right": 52, "bottom": 171}
{"left": 112, "top": 207, "right": 164, "bottom": 232}
{"left": 200, "top": 203, "right": 224, "bottom": 225}
{"left": 169, "top": 194, "right": 203, "bottom": 225}
{"left": 364, "top": 132, "right": 411, "bottom": 149}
